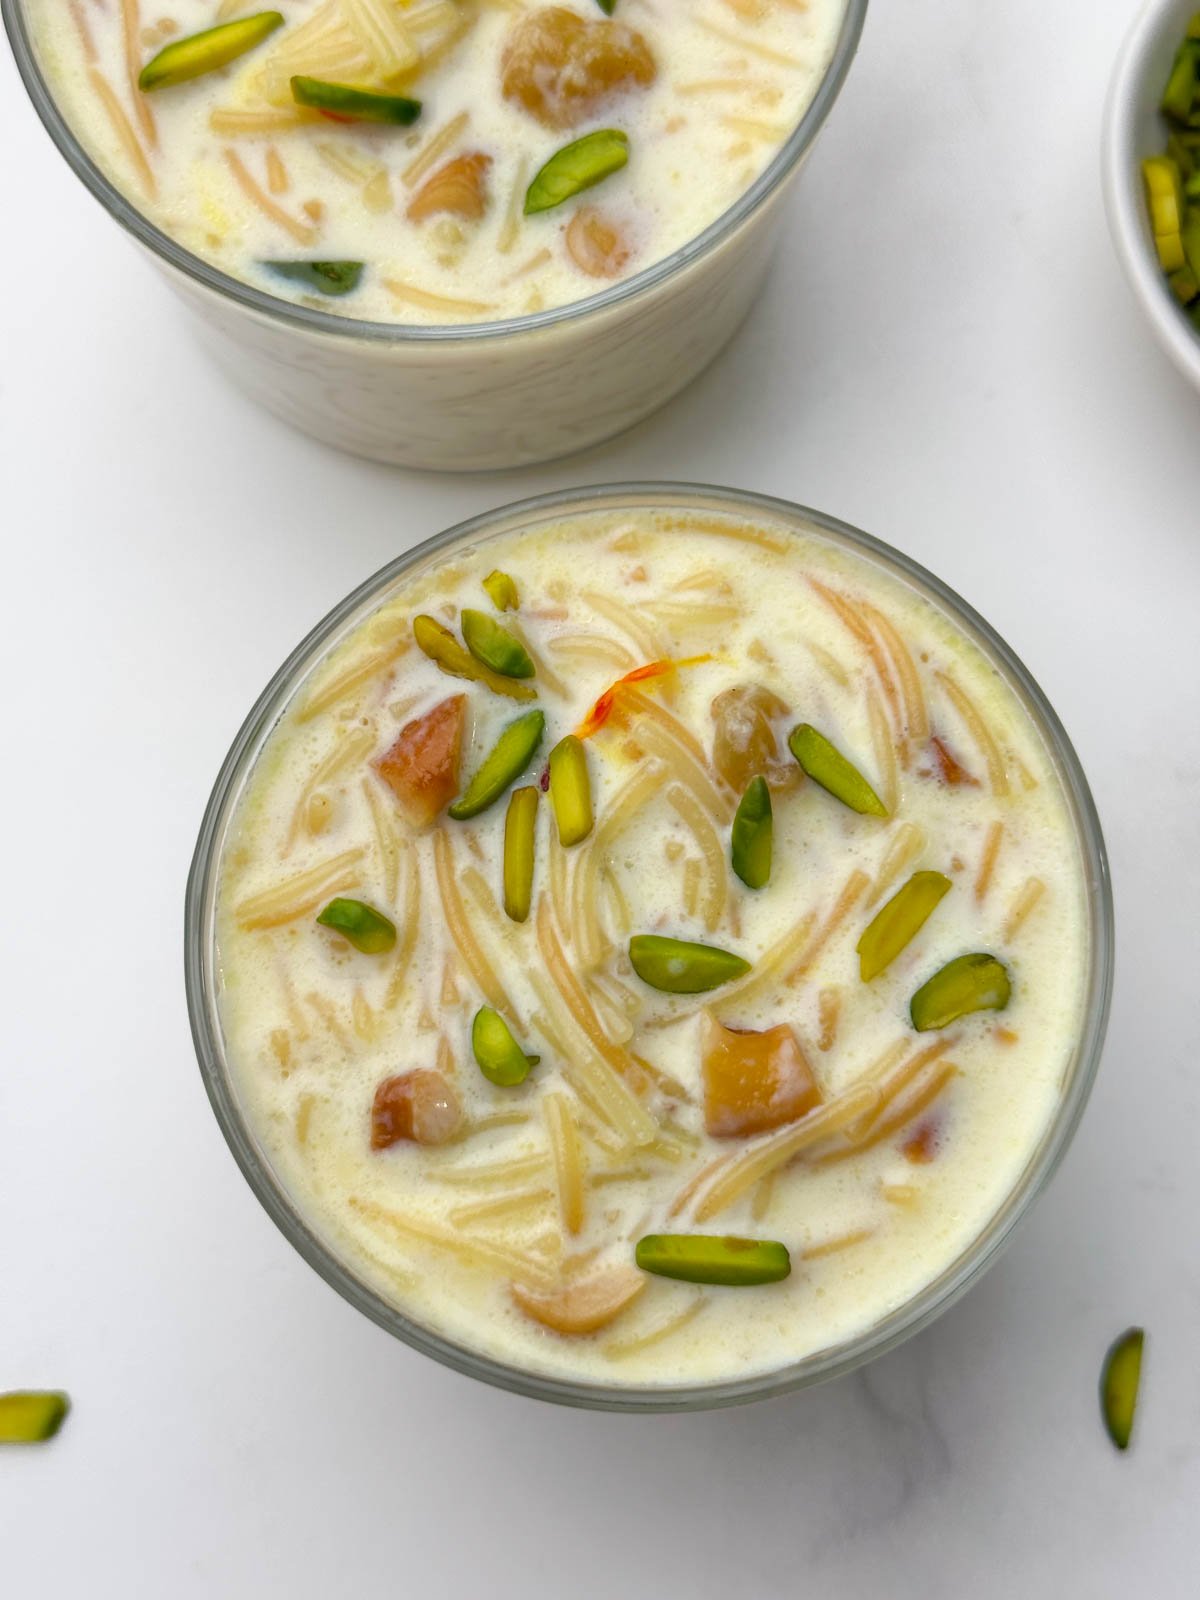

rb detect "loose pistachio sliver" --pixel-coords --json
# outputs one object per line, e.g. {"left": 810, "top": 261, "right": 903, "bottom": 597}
{"left": 525, "top": 129, "right": 630, "bottom": 216}
{"left": 629, "top": 934, "right": 750, "bottom": 994}
{"left": 909, "top": 952, "right": 1011, "bottom": 1031}
{"left": 788, "top": 723, "right": 888, "bottom": 816}
{"left": 263, "top": 260, "right": 363, "bottom": 296}
{"left": 635, "top": 1234, "right": 790, "bottom": 1287}
{"left": 449, "top": 710, "right": 545, "bottom": 820}
{"left": 316, "top": 897, "right": 396, "bottom": 954}
{"left": 460, "top": 609, "right": 535, "bottom": 680}
{"left": 548, "top": 734, "right": 593, "bottom": 847}
{"left": 730, "top": 775, "right": 772, "bottom": 889}
{"left": 503, "top": 785, "right": 538, "bottom": 923}
{"left": 595, "top": 0, "right": 617, "bottom": 14}
{"left": 472, "top": 1006, "right": 539, "bottom": 1087}
{"left": 138, "top": 11, "right": 283, "bottom": 90}
{"left": 0, "top": 1391, "right": 70, "bottom": 1444}
{"left": 290, "top": 75, "right": 422, "bottom": 124}
{"left": 1100, "top": 1327, "right": 1144, "bottom": 1451}
{"left": 857, "top": 870, "right": 952, "bottom": 982}
{"left": 482, "top": 570, "right": 519, "bottom": 611}
{"left": 412, "top": 614, "right": 536, "bottom": 701}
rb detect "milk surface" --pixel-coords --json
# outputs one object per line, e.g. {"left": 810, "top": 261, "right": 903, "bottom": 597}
{"left": 213, "top": 507, "right": 1091, "bottom": 1388}
{"left": 32, "top": 0, "right": 848, "bottom": 322}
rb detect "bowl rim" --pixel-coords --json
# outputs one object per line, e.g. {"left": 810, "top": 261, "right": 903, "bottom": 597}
{"left": 1102, "top": 0, "right": 1200, "bottom": 392}
{"left": 3, "top": 0, "right": 867, "bottom": 344}
{"left": 184, "top": 481, "right": 1114, "bottom": 1413}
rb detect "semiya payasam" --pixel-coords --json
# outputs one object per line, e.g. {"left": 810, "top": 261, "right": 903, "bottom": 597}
{"left": 214, "top": 506, "right": 1090, "bottom": 1386}
{"left": 31, "top": 0, "right": 847, "bottom": 322}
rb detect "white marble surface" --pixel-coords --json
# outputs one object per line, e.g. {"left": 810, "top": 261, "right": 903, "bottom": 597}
{"left": 2, "top": 1, "right": 1198, "bottom": 1594}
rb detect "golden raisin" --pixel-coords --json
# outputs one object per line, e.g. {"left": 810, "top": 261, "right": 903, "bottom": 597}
{"left": 373, "top": 694, "right": 467, "bottom": 827}
{"left": 500, "top": 7, "right": 656, "bottom": 131}
{"left": 710, "top": 683, "right": 794, "bottom": 794}
{"left": 370, "top": 1070, "right": 462, "bottom": 1150}
{"left": 701, "top": 1015, "right": 821, "bottom": 1139}
{"left": 565, "top": 205, "right": 631, "bottom": 278}
{"left": 407, "top": 152, "right": 492, "bottom": 222}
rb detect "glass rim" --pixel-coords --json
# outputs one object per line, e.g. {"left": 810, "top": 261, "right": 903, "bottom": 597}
{"left": 184, "top": 481, "right": 1114, "bottom": 1413}
{"left": 3, "top": 0, "right": 868, "bottom": 344}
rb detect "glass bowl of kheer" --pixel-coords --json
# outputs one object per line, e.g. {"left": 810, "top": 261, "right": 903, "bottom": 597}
{"left": 4, "top": 0, "right": 867, "bottom": 468}
{"left": 185, "top": 484, "right": 1113, "bottom": 1411}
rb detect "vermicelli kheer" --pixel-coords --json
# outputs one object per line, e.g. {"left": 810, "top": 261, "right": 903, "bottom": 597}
{"left": 31, "top": 0, "right": 848, "bottom": 322}
{"left": 214, "top": 505, "right": 1090, "bottom": 1386}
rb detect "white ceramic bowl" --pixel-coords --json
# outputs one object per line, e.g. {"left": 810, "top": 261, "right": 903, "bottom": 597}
{"left": 1104, "top": 0, "right": 1200, "bottom": 392}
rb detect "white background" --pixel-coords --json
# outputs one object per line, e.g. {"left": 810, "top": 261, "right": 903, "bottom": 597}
{"left": 2, "top": 2, "right": 1198, "bottom": 1595}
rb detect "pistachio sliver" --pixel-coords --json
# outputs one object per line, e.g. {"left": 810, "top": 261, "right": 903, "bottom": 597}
{"left": 412, "top": 614, "right": 536, "bottom": 701}
{"left": 482, "top": 570, "right": 519, "bottom": 611}
{"left": 635, "top": 1234, "right": 791, "bottom": 1287}
{"left": 1163, "top": 45, "right": 1197, "bottom": 121}
{"left": 629, "top": 934, "right": 750, "bottom": 994}
{"left": 909, "top": 952, "right": 1011, "bottom": 1031}
{"left": 263, "top": 260, "right": 364, "bottom": 296}
{"left": 857, "top": 870, "right": 952, "bottom": 981}
{"left": 1100, "top": 1327, "right": 1144, "bottom": 1451}
{"left": 471, "top": 1006, "right": 539, "bottom": 1087}
{"left": 548, "top": 734, "right": 593, "bottom": 847}
{"left": 449, "top": 710, "right": 545, "bottom": 820}
{"left": 525, "top": 129, "right": 630, "bottom": 216}
{"left": 290, "top": 76, "right": 422, "bottom": 124}
{"left": 460, "top": 608, "right": 535, "bottom": 679}
{"left": 788, "top": 724, "right": 888, "bottom": 816}
{"left": 0, "top": 1391, "right": 70, "bottom": 1444}
{"left": 138, "top": 11, "right": 283, "bottom": 90}
{"left": 730, "top": 775, "right": 772, "bottom": 889}
{"left": 316, "top": 897, "right": 396, "bottom": 953}
{"left": 1143, "top": 157, "right": 1186, "bottom": 270}
{"left": 503, "top": 785, "right": 538, "bottom": 923}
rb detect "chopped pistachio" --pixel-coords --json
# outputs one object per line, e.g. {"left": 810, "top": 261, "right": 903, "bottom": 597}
{"left": 503, "top": 785, "right": 539, "bottom": 923}
{"left": 0, "top": 1391, "right": 70, "bottom": 1444}
{"left": 635, "top": 1234, "right": 791, "bottom": 1286}
{"left": 460, "top": 608, "right": 535, "bottom": 679}
{"left": 471, "top": 1006, "right": 539, "bottom": 1087}
{"left": 1100, "top": 1327, "right": 1145, "bottom": 1451}
{"left": 548, "top": 734, "right": 593, "bottom": 847}
{"left": 448, "top": 710, "right": 545, "bottom": 820}
{"left": 628, "top": 934, "right": 750, "bottom": 994}
{"left": 1163, "top": 45, "right": 1197, "bottom": 121}
{"left": 138, "top": 11, "right": 282, "bottom": 89}
{"left": 525, "top": 129, "right": 630, "bottom": 215}
{"left": 263, "top": 260, "right": 363, "bottom": 296}
{"left": 290, "top": 76, "right": 422, "bottom": 124}
{"left": 857, "top": 870, "right": 952, "bottom": 981}
{"left": 730, "top": 775, "right": 772, "bottom": 889}
{"left": 482, "top": 570, "right": 520, "bottom": 611}
{"left": 412, "top": 614, "right": 536, "bottom": 701}
{"left": 909, "top": 952, "right": 1011, "bottom": 1031}
{"left": 1143, "top": 157, "right": 1186, "bottom": 272}
{"left": 788, "top": 723, "right": 888, "bottom": 816}
{"left": 316, "top": 897, "right": 396, "bottom": 954}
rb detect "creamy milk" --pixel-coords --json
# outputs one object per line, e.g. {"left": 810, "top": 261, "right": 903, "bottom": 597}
{"left": 31, "top": 0, "right": 847, "bottom": 323}
{"left": 212, "top": 506, "right": 1091, "bottom": 1389}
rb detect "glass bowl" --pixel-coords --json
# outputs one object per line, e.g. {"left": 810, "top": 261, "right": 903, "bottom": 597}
{"left": 3, "top": 1, "right": 867, "bottom": 469}
{"left": 185, "top": 482, "right": 1113, "bottom": 1412}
